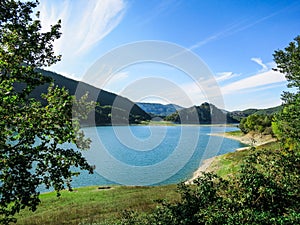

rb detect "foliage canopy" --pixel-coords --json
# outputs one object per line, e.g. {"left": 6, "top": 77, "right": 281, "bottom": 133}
{"left": 0, "top": 0, "right": 95, "bottom": 223}
{"left": 239, "top": 114, "right": 273, "bottom": 135}
{"left": 272, "top": 36, "right": 300, "bottom": 147}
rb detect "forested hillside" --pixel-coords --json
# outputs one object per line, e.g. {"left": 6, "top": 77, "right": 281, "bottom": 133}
{"left": 16, "top": 69, "right": 151, "bottom": 125}
{"left": 229, "top": 105, "right": 282, "bottom": 121}
{"left": 165, "top": 102, "right": 238, "bottom": 124}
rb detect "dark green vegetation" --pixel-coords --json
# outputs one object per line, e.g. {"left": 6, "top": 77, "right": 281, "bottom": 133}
{"left": 137, "top": 102, "right": 183, "bottom": 117}
{"left": 118, "top": 36, "right": 300, "bottom": 224}
{"left": 123, "top": 149, "right": 299, "bottom": 224}
{"left": 0, "top": 1, "right": 96, "bottom": 223}
{"left": 15, "top": 185, "right": 179, "bottom": 225}
{"left": 239, "top": 114, "right": 274, "bottom": 135}
{"left": 271, "top": 36, "right": 300, "bottom": 147}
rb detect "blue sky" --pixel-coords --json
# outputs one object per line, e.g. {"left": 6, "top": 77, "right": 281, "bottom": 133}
{"left": 38, "top": 0, "right": 300, "bottom": 111}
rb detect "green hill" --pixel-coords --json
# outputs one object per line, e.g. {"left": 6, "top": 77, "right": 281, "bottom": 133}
{"left": 16, "top": 69, "right": 151, "bottom": 125}
{"left": 165, "top": 102, "right": 239, "bottom": 124}
{"left": 229, "top": 105, "right": 282, "bottom": 121}
{"left": 164, "top": 103, "right": 282, "bottom": 124}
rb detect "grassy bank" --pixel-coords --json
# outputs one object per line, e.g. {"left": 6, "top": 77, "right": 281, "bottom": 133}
{"left": 207, "top": 137, "right": 280, "bottom": 178}
{"left": 188, "top": 130, "right": 279, "bottom": 181}
{"left": 15, "top": 185, "right": 179, "bottom": 225}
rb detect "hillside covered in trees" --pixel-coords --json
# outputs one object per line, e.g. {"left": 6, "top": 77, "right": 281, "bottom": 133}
{"left": 16, "top": 69, "right": 152, "bottom": 125}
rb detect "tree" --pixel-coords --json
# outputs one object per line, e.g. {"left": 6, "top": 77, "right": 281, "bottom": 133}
{"left": 0, "top": 1, "right": 95, "bottom": 223}
{"left": 272, "top": 36, "right": 300, "bottom": 147}
{"left": 239, "top": 114, "right": 273, "bottom": 135}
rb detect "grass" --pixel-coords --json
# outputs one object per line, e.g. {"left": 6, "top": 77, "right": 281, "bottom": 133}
{"left": 15, "top": 185, "right": 179, "bottom": 225}
{"left": 225, "top": 130, "right": 243, "bottom": 136}
{"left": 209, "top": 140, "right": 280, "bottom": 178}
{"left": 208, "top": 150, "right": 250, "bottom": 178}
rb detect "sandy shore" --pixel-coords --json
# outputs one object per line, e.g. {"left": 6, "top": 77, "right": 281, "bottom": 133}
{"left": 211, "top": 131, "right": 276, "bottom": 147}
{"left": 186, "top": 157, "right": 217, "bottom": 184}
{"left": 186, "top": 131, "right": 276, "bottom": 183}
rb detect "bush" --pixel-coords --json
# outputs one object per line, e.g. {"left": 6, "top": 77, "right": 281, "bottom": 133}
{"left": 121, "top": 148, "right": 300, "bottom": 225}
{"left": 239, "top": 114, "right": 273, "bottom": 135}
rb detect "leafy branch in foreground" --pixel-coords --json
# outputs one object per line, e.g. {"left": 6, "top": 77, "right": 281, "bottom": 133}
{"left": 0, "top": 1, "right": 95, "bottom": 223}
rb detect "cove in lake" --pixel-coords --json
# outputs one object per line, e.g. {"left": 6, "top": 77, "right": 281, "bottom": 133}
{"left": 63, "top": 125, "right": 246, "bottom": 188}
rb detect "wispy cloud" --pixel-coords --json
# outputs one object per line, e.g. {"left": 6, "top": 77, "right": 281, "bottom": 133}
{"left": 220, "top": 57, "right": 286, "bottom": 95}
{"left": 174, "top": 58, "right": 286, "bottom": 109}
{"left": 221, "top": 69, "right": 286, "bottom": 95}
{"left": 251, "top": 57, "right": 268, "bottom": 72}
{"left": 137, "top": 0, "right": 182, "bottom": 26}
{"left": 189, "top": 20, "right": 246, "bottom": 50}
{"left": 216, "top": 72, "right": 240, "bottom": 82}
{"left": 38, "top": 0, "right": 126, "bottom": 72}
{"left": 75, "top": 0, "right": 126, "bottom": 55}
{"left": 189, "top": 3, "right": 294, "bottom": 51}
{"left": 169, "top": 12, "right": 279, "bottom": 60}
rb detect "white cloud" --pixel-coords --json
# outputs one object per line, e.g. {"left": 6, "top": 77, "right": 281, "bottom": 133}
{"left": 171, "top": 68, "right": 286, "bottom": 109}
{"left": 38, "top": 0, "right": 126, "bottom": 67}
{"left": 251, "top": 57, "right": 268, "bottom": 72}
{"left": 216, "top": 72, "right": 240, "bottom": 82}
{"left": 221, "top": 69, "right": 286, "bottom": 95}
{"left": 175, "top": 78, "right": 225, "bottom": 109}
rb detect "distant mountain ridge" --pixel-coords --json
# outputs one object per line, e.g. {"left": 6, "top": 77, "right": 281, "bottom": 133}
{"left": 139, "top": 102, "right": 282, "bottom": 124}
{"left": 137, "top": 102, "right": 184, "bottom": 117}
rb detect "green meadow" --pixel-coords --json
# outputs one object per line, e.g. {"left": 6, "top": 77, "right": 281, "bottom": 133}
{"left": 16, "top": 185, "right": 179, "bottom": 225}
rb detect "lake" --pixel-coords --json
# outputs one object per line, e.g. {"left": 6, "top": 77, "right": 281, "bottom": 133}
{"left": 66, "top": 125, "right": 246, "bottom": 187}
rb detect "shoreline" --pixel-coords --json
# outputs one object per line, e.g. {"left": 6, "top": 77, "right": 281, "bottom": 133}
{"left": 210, "top": 131, "right": 276, "bottom": 147}
{"left": 187, "top": 131, "right": 277, "bottom": 183}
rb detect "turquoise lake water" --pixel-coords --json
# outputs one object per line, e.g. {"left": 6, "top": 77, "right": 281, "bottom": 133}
{"left": 64, "top": 125, "right": 246, "bottom": 187}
